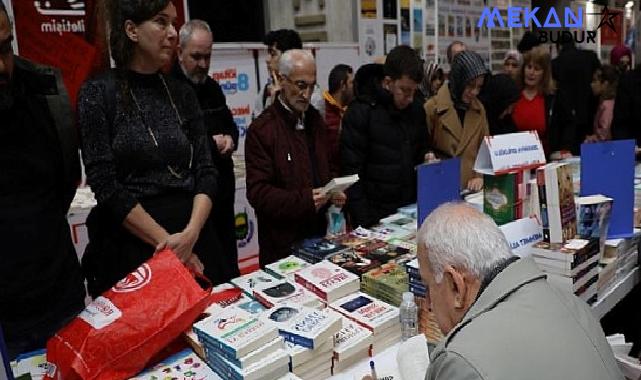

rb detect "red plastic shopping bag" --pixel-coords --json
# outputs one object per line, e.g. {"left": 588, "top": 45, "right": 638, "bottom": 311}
{"left": 44, "top": 249, "right": 211, "bottom": 380}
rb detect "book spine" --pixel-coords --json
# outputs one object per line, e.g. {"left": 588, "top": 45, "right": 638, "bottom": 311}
{"left": 206, "top": 351, "right": 242, "bottom": 380}
{"left": 205, "top": 341, "right": 243, "bottom": 367}
{"left": 279, "top": 330, "right": 315, "bottom": 349}
{"left": 295, "top": 274, "right": 329, "bottom": 301}
{"left": 537, "top": 168, "right": 550, "bottom": 242}
{"left": 194, "top": 329, "right": 239, "bottom": 359}
{"left": 252, "top": 292, "right": 275, "bottom": 308}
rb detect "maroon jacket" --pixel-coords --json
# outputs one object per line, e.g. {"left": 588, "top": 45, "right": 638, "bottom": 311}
{"left": 245, "top": 99, "right": 331, "bottom": 266}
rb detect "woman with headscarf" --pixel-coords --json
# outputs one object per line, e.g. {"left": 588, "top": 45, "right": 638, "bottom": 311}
{"left": 424, "top": 50, "right": 489, "bottom": 191}
{"left": 610, "top": 45, "right": 633, "bottom": 73}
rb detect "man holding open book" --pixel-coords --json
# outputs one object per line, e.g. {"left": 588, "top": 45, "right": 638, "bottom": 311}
{"left": 246, "top": 49, "right": 346, "bottom": 267}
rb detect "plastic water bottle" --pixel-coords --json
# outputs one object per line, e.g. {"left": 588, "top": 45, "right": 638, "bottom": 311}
{"left": 400, "top": 292, "right": 418, "bottom": 341}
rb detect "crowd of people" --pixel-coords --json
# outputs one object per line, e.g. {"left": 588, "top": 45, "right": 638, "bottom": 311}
{"left": 1, "top": 1, "right": 639, "bottom": 375}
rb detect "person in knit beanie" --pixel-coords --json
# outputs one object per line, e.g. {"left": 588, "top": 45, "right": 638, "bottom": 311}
{"left": 424, "top": 50, "right": 489, "bottom": 191}
{"left": 478, "top": 73, "right": 520, "bottom": 136}
{"left": 610, "top": 45, "right": 633, "bottom": 73}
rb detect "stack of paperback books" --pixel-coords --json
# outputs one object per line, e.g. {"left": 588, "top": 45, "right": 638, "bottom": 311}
{"left": 361, "top": 262, "right": 409, "bottom": 307}
{"left": 293, "top": 238, "right": 348, "bottom": 263}
{"left": 253, "top": 280, "right": 322, "bottom": 309}
{"left": 264, "top": 256, "right": 311, "bottom": 282}
{"left": 575, "top": 195, "right": 613, "bottom": 258}
{"left": 262, "top": 304, "right": 342, "bottom": 349}
{"left": 325, "top": 249, "right": 380, "bottom": 277}
{"left": 192, "top": 306, "right": 289, "bottom": 380}
{"left": 329, "top": 292, "right": 401, "bottom": 355}
{"left": 405, "top": 259, "right": 443, "bottom": 343}
{"left": 285, "top": 338, "right": 334, "bottom": 380}
{"left": 294, "top": 261, "right": 360, "bottom": 303}
{"left": 331, "top": 317, "right": 373, "bottom": 375}
{"left": 530, "top": 239, "right": 599, "bottom": 305}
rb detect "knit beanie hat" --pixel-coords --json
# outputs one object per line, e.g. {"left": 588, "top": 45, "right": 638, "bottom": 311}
{"left": 449, "top": 50, "right": 488, "bottom": 110}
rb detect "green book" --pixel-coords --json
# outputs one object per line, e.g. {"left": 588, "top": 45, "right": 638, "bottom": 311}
{"left": 484, "top": 173, "right": 519, "bottom": 226}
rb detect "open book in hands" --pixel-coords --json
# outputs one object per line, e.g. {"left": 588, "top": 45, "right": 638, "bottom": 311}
{"left": 321, "top": 174, "right": 359, "bottom": 196}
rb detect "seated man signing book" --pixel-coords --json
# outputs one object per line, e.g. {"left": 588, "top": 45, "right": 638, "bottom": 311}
{"left": 417, "top": 203, "right": 623, "bottom": 380}
{"left": 246, "top": 49, "right": 345, "bottom": 267}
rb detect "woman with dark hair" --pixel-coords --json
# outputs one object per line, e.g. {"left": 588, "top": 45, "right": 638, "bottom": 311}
{"left": 78, "top": 0, "right": 222, "bottom": 297}
{"left": 425, "top": 50, "right": 489, "bottom": 191}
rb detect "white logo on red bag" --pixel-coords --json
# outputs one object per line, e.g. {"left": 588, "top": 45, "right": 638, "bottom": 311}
{"left": 112, "top": 264, "right": 152, "bottom": 293}
{"left": 80, "top": 296, "right": 122, "bottom": 329}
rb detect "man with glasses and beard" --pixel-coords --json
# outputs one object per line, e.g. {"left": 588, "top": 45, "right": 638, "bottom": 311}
{"left": 0, "top": 1, "right": 85, "bottom": 359}
{"left": 245, "top": 49, "right": 346, "bottom": 266}
{"left": 172, "top": 20, "right": 240, "bottom": 282}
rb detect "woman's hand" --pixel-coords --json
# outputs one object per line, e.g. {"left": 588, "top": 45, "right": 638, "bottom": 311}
{"left": 466, "top": 177, "right": 484, "bottom": 192}
{"left": 156, "top": 227, "right": 199, "bottom": 263}
{"left": 184, "top": 253, "right": 205, "bottom": 274}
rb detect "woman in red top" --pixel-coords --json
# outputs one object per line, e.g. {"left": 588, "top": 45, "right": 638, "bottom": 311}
{"left": 512, "top": 47, "right": 555, "bottom": 155}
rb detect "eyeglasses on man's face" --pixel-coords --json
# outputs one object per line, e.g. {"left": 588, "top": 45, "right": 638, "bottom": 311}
{"left": 282, "top": 75, "right": 318, "bottom": 93}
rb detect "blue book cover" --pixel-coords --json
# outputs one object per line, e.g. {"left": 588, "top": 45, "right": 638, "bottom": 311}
{"left": 581, "top": 141, "right": 635, "bottom": 238}
{"left": 417, "top": 158, "right": 461, "bottom": 226}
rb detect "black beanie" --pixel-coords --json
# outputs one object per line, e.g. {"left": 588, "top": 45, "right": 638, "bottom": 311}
{"left": 449, "top": 50, "right": 488, "bottom": 110}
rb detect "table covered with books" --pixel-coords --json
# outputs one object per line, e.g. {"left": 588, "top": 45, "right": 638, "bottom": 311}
{"left": 10, "top": 152, "right": 641, "bottom": 380}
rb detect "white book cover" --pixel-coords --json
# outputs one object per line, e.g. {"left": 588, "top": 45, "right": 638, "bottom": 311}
{"left": 321, "top": 174, "right": 359, "bottom": 195}
{"left": 294, "top": 261, "right": 360, "bottom": 303}
{"left": 265, "top": 255, "right": 311, "bottom": 281}
{"left": 231, "top": 270, "right": 279, "bottom": 295}
{"left": 261, "top": 304, "right": 342, "bottom": 350}
{"left": 329, "top": 292, "right": 399, "bottom": 334}
{"left": 193, "top": 306, "right": 279, "bottom": 359}
{"left": 334, "top": 318, "right": 373, "bottom": 361}
{"left": 286, "top": 337, "right": 334, "bottom": 368}
{"left": 332, "top": 346, "right": 370, "bottom": 373}
{"left": 253, "top": 280, "right": 322, "bottom": 309}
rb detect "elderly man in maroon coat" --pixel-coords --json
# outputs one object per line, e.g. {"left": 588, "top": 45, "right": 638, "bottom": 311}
{"left": 246, "top": 49, "right": 345, "bottom": 266}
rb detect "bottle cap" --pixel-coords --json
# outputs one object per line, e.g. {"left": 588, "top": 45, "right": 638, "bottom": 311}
{"left": 403, "top": 292, "right": 414, "bottom": 303}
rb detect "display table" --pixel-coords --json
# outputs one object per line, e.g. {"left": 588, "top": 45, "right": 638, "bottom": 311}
{"left": 592, "top": 267, "right": 640, "bottom": 320}
{"left": 328, "top": 343, "right": 402, "bottom": 380}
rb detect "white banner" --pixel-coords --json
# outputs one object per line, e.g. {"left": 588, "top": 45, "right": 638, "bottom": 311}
{"left": 474, "top": 131, "right": 546, "bottom": 175}
{"left": 499, "top": 217, "right": 544, "bottom": 257}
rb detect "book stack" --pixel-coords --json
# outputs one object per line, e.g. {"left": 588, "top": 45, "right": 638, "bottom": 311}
{"left": 231, "top": 270, "right": 280, "bottom": 296}
{"left": 369, "top": 224, "right": 414, "bottom": 242}
{"left": 329, "top": 292, "right": 401, "bottom": 355}
{"left": 186, "top": 284, "right": 265, "bottom": 359}
{"left": 253, "top": 280, "right": 322, "bottom": 309}
{"left": 261, "top": 304, "right": 342, "bottom": 350}
{"left": 192, "top": 306, "right": 289, "bottom": 380}
{"left": 537, "top": 163, "right": 577, "bottom": 243}
{"left": 604, "top": 229, "right": 640, "bottom": 281}
{"left": 530, "top": 239, "right": 599, "bottom": 305}
{"left": 405, "top": 259, "right": 426, "bottom": 299}
{"left": 380, "top": 213, "right": 417, "bottom": 232}
{"left": 576, "top": 195, "right": 613, "bottom": 259}
{"left": 265, "top": 255, "right": 311, "bottom": 282}
{"left": 361, "top": 262, "right": 409, "bottom": 307}
{"left": 285, "top": 338, "right": 334, "bottom": 380}
{"left": 483, "top": 171, "right": 525, "bottom": 226}
{"left": 293, "top": 238, "right": 348, "bottom": 264}
{"left": 331, "top": 318, "right": 373, "bottom": 375}
{"left": 326, "top": 249, "right": 380, "bottom": 277}
{"left": 404, "top": 260, "right": 443, "bottom": 343}
{"left": 294, "top": 261, "right": 361, "bottom": 303}
{"left": 320, "top": 174, "right": 359, "bottom": 196}
{"left": 397, "top": 203, "right": 418, "bottom": 219}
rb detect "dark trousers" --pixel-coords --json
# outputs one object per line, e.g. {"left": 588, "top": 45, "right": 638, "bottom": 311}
{"left": 210, "top": 167, "right": 240, "bottom": 282}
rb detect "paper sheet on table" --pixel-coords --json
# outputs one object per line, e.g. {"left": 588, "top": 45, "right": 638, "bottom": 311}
{"left": 397, "top": 334, "right": 430, "bottom": 380}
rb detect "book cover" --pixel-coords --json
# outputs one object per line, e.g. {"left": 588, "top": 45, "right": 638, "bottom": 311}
{"left": 264, "top": 256, "right": 311, "bottom": 281}
{"left": 544, "top": 163, "right": 577, "bottom": 243}
{"left": 484, "top": 172, "right": 519, "bottom": 226}
{"left": 262, "top": 304, "right": 343, "bottom": 349}
{"left": 231, "top": 270, "right": 279, "bottom": 296}
{"left": 329, "top": 292, "right": 399, "bottom": 334}
{"left": 293, "top": 238, "right": 347, "bottom": 263}
{"left": 192, "top": 306, "right": 279, "bottom": 359}
{"left": 537, "top": 166, "right": 550, "bottom": 242}
{"left": 132, "top": 348, "right": 216, "bottom": 380}
{"left": 576, "top": 195, "right": 613, "bottom": 258}
{"left": 294, "top": 261, "right": 360, "bottom": 303}
{"left": 321, "top": 174, "right": 359, "bottom": 196}
{"left": 252, "top": 280, "right": 321, "bottom": 309}
{"left": 326, "top": 249, "right": 380, "bottom": 276}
